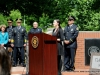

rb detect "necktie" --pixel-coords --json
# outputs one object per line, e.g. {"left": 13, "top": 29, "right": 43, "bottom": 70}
{"left": 18, "top": 27, "right": 20, "bottom": 30}
{"left": 9, "top": 26, "right": 12, "bottom": 29}
{"left": 68, "top": 26, "right": 70, "bottom": 32}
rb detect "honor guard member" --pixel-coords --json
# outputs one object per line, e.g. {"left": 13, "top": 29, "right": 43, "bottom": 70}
{"left": 11, "top": 19, "right": 27, "bottom": 67}
{"left": 6, "top": 19, "right": 15, "bottom": 39}
{"left": 64, "top": 16, "right": 79, "bottom": 71}
{"left": 6, "top": 19, "right": 15, "bottom": 58}
{"left": 28, "top": 22, "right": 42, "bottom": 34}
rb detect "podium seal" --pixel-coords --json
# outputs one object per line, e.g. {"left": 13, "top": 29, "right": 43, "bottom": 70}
{"left": 31, "top": 36, "right": 39, "bottom": 48}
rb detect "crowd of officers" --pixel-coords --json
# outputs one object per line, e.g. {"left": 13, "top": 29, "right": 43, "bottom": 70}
{"left": 0, "top": 16, "right": 79, "bottom": 75}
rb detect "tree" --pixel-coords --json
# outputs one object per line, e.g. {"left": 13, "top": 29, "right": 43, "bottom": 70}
{"left": 0, "top": 0, "right": 100, "bottom": 31}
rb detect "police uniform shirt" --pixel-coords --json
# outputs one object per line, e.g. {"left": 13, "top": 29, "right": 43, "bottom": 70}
{"left": 6, "top": 26, "right": 15, "bottom": 39}
{"left": 28, "top": 28, "right": 42, "bottom": 34}
{"left": 64, "top": 24, "right": 79, "bottom": 48}
{"left": 11, "top": 26, "right": 27, "bottom": 47}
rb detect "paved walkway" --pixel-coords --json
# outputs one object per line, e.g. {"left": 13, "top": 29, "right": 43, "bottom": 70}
{"left": 62, "top": 69, "right": 90, "bottom": 75}
{"left": 11, "top": 67, "right": 26, "bottom": 75}
{"left": 11, "top": 67, "right": 91, "bottom": 75}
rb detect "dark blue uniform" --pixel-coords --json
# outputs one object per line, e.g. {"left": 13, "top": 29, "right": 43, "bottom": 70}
{"left": 64, "top": 24, "right": 79, "bottom": 71}
{"left": 6, "top": 26, "right": 15, "bottom": 61}
{"left": 11, "top": 26, "right": 27, "bottom": 66}
{"left": 28, "top": 28, "right": 42, "bottom": 34}
{"left": 25, "top": 27, "right": 42, "bottom": 74}
{"left": 6, "top": 26, "right": 15, "bottom": 39}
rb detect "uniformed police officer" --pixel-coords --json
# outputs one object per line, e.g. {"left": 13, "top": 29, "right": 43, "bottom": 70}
{"left": 6, "top": 19, "right": 15, "bottom": 62}
{"left": 64, "top": 16, "right": 79, "bottom": 71}
{"left": 6, "top": 19, "right": 15, "bottom": 39}
{"left": 28, "top": 21, "right": 42, "bottom": 34}
{"left": 11, "top": 19, "right": 27, "bottom": 67}
{"left": 26, "top": 21, "right": 42, "bottom": 75}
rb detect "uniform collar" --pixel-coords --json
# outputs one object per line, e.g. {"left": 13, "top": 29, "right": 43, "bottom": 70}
{"left": 17, "top": 26, "right": 21, "bottom": 29}
{"left": 69, "top": 24, "right": 73, "bottom": 27}
{"left": 9, "top": 26, "right": 12, "bottom": 28}
{"left": 33, "top": 28, "right": 38, "bottom": 29}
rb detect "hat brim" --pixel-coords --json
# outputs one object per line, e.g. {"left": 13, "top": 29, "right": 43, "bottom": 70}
{"left": 16, "top": 20, "right": 22, "bottom": 22}
{"left": 8, "top": 21, "right": 12, "bottom": 22}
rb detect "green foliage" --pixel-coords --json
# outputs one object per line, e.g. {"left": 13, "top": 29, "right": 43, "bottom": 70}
{"left": 24, "top": 15, "right": 38, "bottom": 26}
{"left": 39, "top": 13, "right": 50, "bottom": 31}
{"left": 0, "top": 0, "right": 100, "bottom": 31}
{"left": 0, "top": 14, "right": 7, "bottom": 25}
{"left": 22, "top": 24, "right": 32, "bottom": 32}
{"left": 8, "top": 10, "right": 22, "bottom": 26}
{"left": 9, "top": 10, "right": 22, "bottom": 21}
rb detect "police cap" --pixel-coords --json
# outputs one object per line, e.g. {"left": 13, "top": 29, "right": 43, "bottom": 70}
{"left": 7, "top": 19, "right": 13, "bottom": 22}
{"left": 16, "top": 18, "right": 22, "bottom": 22}
{"left": 68, "top": 16, "right": 76, "bottom": 21}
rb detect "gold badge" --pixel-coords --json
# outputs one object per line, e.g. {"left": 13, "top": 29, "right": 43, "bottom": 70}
{"left": 31, "top": 36, "right": 39, "bottom": 48}
{"left": 11, "top": 39, "right": 14, "bottom": 43}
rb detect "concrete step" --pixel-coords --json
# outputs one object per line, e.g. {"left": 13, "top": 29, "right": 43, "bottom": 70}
{"left": 11, "top": 67, "right": 26, "bottom": 75}
{"left": 11, "top": 67, "right": 90, "bottom": 75}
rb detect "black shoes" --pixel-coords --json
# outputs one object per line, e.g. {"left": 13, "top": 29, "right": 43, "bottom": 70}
{"left": 64, "top": 68, "right": 74, "bottom": 72}
{"left": 12, "top": 64, "right": 17, "bottom": 67}
{"left": 12, "top": 63, "right": 26, "bottom": 67}
{"left": 58, "top": 72, "right": 62, "bottom": 75}
{"left": 22, "top": 63, "right": 26, "bottom": 67}
{"left": 69, "top": 69, "right": 74, "bottom": 72}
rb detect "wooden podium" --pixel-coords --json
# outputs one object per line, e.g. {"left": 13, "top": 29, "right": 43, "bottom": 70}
{"left": 29, "top": 33, "right": 58, "bottom": 75}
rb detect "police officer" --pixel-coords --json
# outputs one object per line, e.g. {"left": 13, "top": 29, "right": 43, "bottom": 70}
{"left": 6, "top": 19, "right": 15, "bottom": 39}
{"left": 26, "top": 21, "right": 42, "bottom": 75}
{"left": 6, "top": 19, "right": 15, "bottom": 58}
{"left": 28, "top": 21, "right": 42, "bottom": 34}
{"left": 64, "top": 16, "right": 79, "bottom": 71}
{"left": 11, "top": 19, "right": 27, "bottom": 67}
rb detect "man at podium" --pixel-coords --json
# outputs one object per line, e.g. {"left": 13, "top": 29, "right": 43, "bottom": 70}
{"left": 26, "top": 21, "right": 42, "bottom": 75}
{"left": 28, "top": 22, "right": 42, "bottom": 34}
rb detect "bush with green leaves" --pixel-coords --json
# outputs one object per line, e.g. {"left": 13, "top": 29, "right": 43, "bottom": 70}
{"left": 0, "top": 14, "right": 7, "bottom": 25}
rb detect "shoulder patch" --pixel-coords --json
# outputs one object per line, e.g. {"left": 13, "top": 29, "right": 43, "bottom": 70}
{"left": 76, "top": 27, "right": 79, "bottom": 30}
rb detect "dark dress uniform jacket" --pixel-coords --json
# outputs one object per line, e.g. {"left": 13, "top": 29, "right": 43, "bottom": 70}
{"left": 52, "top": 28, "right": 64, "bottom": 55}
{"left": 64, "top": 24, "right": 79, "bottom": 48}
{"left": 6, "top": 26, "right": 15, "bottom": 39}
{"left": 28, "top": 28, "right": 42, "bottom": 34}
{"left": 11, "top": 26, "right": 27, "bottom": 47}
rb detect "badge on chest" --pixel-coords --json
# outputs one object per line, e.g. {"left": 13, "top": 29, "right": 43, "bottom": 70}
{"left": 71, "top": 29, "right": 73, "bottom": 31}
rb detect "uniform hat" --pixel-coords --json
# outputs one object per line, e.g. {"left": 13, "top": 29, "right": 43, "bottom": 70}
{"left": 7, "top": 19, "right": 13, "bottom": 22}
{"left": 0, "top": 24, "right": 6, "bottom": 29}
{"left": 68, "top": 16, "right": 76, "bottom": 21}
{"left": 16, "top": 18, "right": 22, "bottom": 22}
